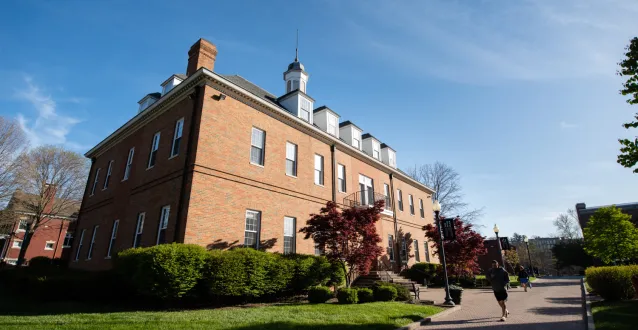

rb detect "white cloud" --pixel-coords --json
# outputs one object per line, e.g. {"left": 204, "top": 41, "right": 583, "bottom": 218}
{"left": 560, "top": 121, "right": 577, "bottom": 129}
{"left": 14, "top": 76, "right": 82, "bottom": 149}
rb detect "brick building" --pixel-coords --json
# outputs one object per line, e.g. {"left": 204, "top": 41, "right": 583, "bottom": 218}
{"left": 0, "top": 190, "right": 78, "bottom": 265}
{"left": 576, "top": 202, "right": 638, "bottom": 230}
{"left": 69, "top": 38, "right": 438, "bottom": 271}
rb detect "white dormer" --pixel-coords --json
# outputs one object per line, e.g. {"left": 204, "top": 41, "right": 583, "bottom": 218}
{"left": 279, "top": 91, "right": 314, "bottom": 124}
{"left": 339, "top": 121, "right": 363, "bottom": 150}
{"left": 137, "top": 93, "right": 161, "bottom": 113}
{"left": 362, "top": 133, "right": 381, "bottom": 160}
{"left": 381, "top": 143, "right": 397, "bottom": 168}
{"left": 313, "top": 106, "right": 340, "bottom": 138}
{"left": 161, "top": 74, "right": 186, "bottom": 95}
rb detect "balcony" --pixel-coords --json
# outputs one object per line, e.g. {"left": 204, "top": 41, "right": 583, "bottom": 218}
{"left": 343, "top": 190, "right": 393, "bottom": 216}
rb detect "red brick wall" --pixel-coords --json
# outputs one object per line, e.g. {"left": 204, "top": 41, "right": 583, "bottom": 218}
{"left": 3, "top": 217, "right": 73, "bottom": 263}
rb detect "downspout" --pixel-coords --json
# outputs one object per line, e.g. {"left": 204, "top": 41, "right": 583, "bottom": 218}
{"left": 330, "top": 144, "right": 336, "bottom": 202}
{"left": 389, "top": 172, "right": 400, "bottom": 273}
{"left": 173, "top": 85, "right": 202, "bottom": 243}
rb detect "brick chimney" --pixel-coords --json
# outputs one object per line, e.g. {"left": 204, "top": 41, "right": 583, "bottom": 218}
{"left": 186, "top": 38, "right": 218, "bottom": 76}
{"left": 43, "top": 183, "right": 57, "bottom": 215}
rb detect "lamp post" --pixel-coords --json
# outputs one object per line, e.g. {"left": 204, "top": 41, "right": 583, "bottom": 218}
{"left": 434, "top": 200, "right": 454, "bottom": 306}
{"left": 524, "top": 236, "right": 533, "bottom": 275}
{"left": 493, "top": 224, "right": 505, "bottom": 266}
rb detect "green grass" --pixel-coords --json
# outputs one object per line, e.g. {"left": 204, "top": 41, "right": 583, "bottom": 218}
{"left": 0, "top": 300, "right": 443, "bottom": 330}
{"left": 592, "top": 300, "right": 638, "bottom": 330}
{"left": 475, "top": 275, "right": 537, "bottom": 282}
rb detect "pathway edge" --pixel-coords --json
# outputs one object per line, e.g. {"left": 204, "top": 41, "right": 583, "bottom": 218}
{"left": 581, "top": 277, "right": 596, "bottom": 330}
{"left": 397, "top": 305, "right": 462, "bottom": 330}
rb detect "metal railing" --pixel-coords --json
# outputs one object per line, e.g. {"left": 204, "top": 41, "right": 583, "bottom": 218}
{"left": 343, "top": 190, "right": 392, "bottom": 210}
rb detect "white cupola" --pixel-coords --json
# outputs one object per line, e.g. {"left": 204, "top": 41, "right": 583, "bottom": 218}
{"left": 279, "top": 44, "right": 314, "bottom": 124}
{"left": 283, "top": 47, "right": 309, "bottom": 93}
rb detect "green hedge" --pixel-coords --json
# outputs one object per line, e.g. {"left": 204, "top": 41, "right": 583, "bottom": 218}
{"left": 374, "top": 286, "right": 397, "bottom": 301}
{"left": 307, "top": 286, "right": 333, "bottom": 303}
{"left": 337, "top": 288, "right": 359, "bottom": 304}
{"left": 373, "top": 282, "right": 411, "bottom": 302}
{"left": 284, "top": 254, "right": 343, "bottom": 292}
{"left": 406, "top": 263, "right": 440, "bottom": 284}
{"left": 357, "top": 288, "right": 374, "bottom": 303}
{"left": 586, "top": 265, "right": 638, "bottom": 300}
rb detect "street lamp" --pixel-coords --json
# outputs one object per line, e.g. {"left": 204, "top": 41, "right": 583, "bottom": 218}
{"left": 434, "top": 200, "right": 454, "bottom": 306}
{"left": 523, "top": 236, "right": 534, "bottom": 275}
{"left": 493, "top": 224, "right": 505, "bottom": 266}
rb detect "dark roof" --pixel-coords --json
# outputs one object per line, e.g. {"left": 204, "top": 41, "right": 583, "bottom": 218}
{"left": 362, "top": 133, "right": 379, "bottom": 141}
{"left": 277, "top": 88, "right": 315, "bottom": 102}
{"left": 148, "top": 92, "right": 161, "bottom": 99}
{"left": 339, "top": 120, "right": 362, "bottom": 130}
{"left": 313, "top": 105, "right": 339, "bottom": 116}
{"left": 221, "top": 75, "right": 283, "bottom": 109}
{"left": 175, "top": 74, "right": 187, "bottom": 80}
{"left": 161, "top": 73, "right": 187, "bottom": 86}
{"left": 286, "top": 61, "right": 305, "bottom": 72}
{"left": 6, "top": 190, "right": 80, "bottom": 219}
{"left": 380, "top": 143, "right": 394, "bottom": 150}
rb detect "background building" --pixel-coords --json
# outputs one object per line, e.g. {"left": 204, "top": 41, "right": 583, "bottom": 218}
{"left": 576, "top": 202, "right": 638, "bottom": 230}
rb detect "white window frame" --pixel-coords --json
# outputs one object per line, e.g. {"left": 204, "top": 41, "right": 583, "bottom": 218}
{"left": 419, "top": 199, "right": 425, "bottom": 218}
{"left": 244, "top": 210, "right": 261, "bottom": 249}
{"left": 103, "top": 160, "right": 114, "bottom": 190}
{"left": 409, "top": 194, "right": 415, "bottom": 215}
{"left": 389, "top": 151, "right": 396, "bottom": 167}
{"left": 314, "top": 154, "right": 324, "bottom": 186}
{"left": 337, "top": 164, "right": 346, "bottom": 193}
{"left": 87, "top": 225, "right": 98, "bottom": 260}
{"left": 106, "top": 219, "right": 119, "bottom": 258}
{"left": 424, "top": 241, "right": 430, "bottom": 263}
{"left": 90, "top": 168, "right": 100, "bottom": 196}
{"left": 372, "top": 141, "right": 380, "bottom": 160}
{"left": 327, "top": 114, "right": 337, "bottom": 136}
{"left": 12, "top": 240, "right": 22, "bottom": 249}
{"left": 147, "top": 132, "right": 161, "bottom": 169}
{"left": 63, "top": 232, "right": 73, "bottom": 248}
{"left": 383, "top": 184, "right": 391, "bottom": 210}
{"left": 133, "top": 213, "right": 145, "bottom": 248}
{"left": 352, "top": 131, "right": 361, "bottom": 150}
{"left": 123, "top": 147, "right": 134, "bottom": 181}
{"left": 17, "top": 220, "right": 28, "bottom": 232}
{"left": 44, "top": 241, "right": 55, "bottom": 251}
{"left": 397, "top": 189, "right": 403, "bottom": 211}
{"left": 156, "top": 206, "right": 170, "bottom": 245}
{"left": 414, "top": 240, "right": 420, "bottom": 262}
{"left": 283, "top": 216, "right": 296, "bottom": 255}
{"left": 170, "top": 118, "right": 184, "bottom": 158}
{"left": 299, "top": 98, "right": 311, "bottom": 123}
{"left": 5, "top": 259, "right": 17, "bottom": 266}
{"left": 74, "top": 229, "right": 85, "bottom": 261}
{"left": 285, "top": 142, "right": 297, "bottom": 177}
{"left": 250, "top": 127, "right": 266, "bottom": 166}
{"left": 388, "top": 234, "right": 394, "bottom": 262}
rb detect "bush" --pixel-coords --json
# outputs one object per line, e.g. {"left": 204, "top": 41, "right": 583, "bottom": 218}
{"left": 284, "top": 254, "right": 342, "bottom": 293}
{"left": 406, "top": 263, "right": 440, "bottom": 284}
{"left": 337, "top": 288, "right": 359, "bottom": 304}
{"left": 357, "top": 287, "right": 374, "bottom": 303}
{"left": 115, "top": 243, "right": 209, "bottom": 300}
{"left": 28, "top": 256, "right": 53, "bottom": 271}
{"left": 307, "top": 286, "right": 333, "bottom": 303}
{"left": 374, "top": 285, "right": 397, "bottom": 301}
{"left": 328, "top": 260, "right": 346, "bottom": 288}
{"left": 373, "top": 282, "right": 411, "bottom": 301}
{"left": 586, "top": 265, "right": 638, "bottom": 300}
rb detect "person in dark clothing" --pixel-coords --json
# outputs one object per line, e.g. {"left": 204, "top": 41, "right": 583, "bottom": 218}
{"left": 518, "top": 265, "right": 530, "bottom": 292}
{"left": 487, "top": 260, "right": 510, "bottom": 321}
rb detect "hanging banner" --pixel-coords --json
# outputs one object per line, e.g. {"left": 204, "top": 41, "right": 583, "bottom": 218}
{"left": 442, "top": 218, "right": 456, "bottom": 241}
{"left": 500, "top": 237, "right": 511, "bottom": 250}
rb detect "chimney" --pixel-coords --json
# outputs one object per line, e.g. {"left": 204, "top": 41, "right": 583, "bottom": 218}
{"left": 43, "top": 183, "right": 57, "bottom": 215}
{"left": 186, "top": 38, "right": 218, "bottom": 76}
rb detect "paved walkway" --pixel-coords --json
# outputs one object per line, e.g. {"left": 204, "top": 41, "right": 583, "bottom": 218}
{"left": 417, "top": 277, "right": 586, "bottom": 330}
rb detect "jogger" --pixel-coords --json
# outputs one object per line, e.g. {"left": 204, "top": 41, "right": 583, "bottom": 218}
{"left": 487, "top": 260, "right": 510, "bottom": 321}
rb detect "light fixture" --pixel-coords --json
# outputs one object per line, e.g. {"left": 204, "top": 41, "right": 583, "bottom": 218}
{"left": 433, "top": 200, "right": 441, "bottom": 212}
{"left": 523, "top": 236, "right": 528, "bottom": 243}
{"left": 493, "top": 224, "right": 499, "bottom": 234}
{"left": 219, "top": 94, "right": 226, "bottom": 100}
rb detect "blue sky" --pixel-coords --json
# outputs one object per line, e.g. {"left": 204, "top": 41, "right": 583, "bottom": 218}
{"left": 1, "top": 0, "right": 637, "bottom": 238}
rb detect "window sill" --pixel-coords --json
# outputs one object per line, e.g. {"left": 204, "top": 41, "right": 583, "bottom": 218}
{"left": 62, "top": 246, "right": 71, "bottom": 249}
{"left": 121, "top": 178, "right": 129, "bottom": 182}
{"left": 102, "top": 188, "right": 109, "bottom": 191}
{"left": 146, "top": 166, "right": 154, "bottom": 171}
{"left": 105, "top": 256, "right": 112, "bottom": 260}
{"left": 338, "top": 190, "right": 347, "bottom": 194}
{"left": 250, "top": 162, "right": 265, "bottom": 168}
{"left": 168, "top": 154, "right": 179, "bottom": 160}
{"left": 44, "top": 248, "right": 54, "bottom": 251}
{"left": 89, "top": 194, "right": 94, "bottom": 197}
{"left": 314, "top": 183, "right": 325, "bottom": 187}
{"left": 285, "top": 173, "right": 297, "bottom": 179}
{"left": 85, "top": 258, "right": 92, "bottom": 261}
{"left": 16, "top": 229, "right": 25, "bottom": 233}
{"left": 11, "top": 247, "right": 21, "bottom": 249}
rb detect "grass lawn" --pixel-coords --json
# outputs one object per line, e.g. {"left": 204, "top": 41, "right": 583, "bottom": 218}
{"left": 0, "top": 300, "right": 443, "bottom": 330}
{"left": 475, "top": 275, "right": 537, "bottom": 282}
{"left": 591, "top": 300, "right": 638, "bottom": 330}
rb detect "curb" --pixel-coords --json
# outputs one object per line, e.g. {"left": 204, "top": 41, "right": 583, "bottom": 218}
{"left": 581, "top": 278, "right": 596, "bottom": 330}
{"left": 397, "top": 305, "right": 461, "bottom": 330}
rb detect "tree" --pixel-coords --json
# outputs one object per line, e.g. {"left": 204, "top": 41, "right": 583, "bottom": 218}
{"left": 299, "top": 200, "right": 384, "bottom": 287}
{"left": 552, "top": 239, "right": 593, "bottom": 271}
{"left": 553, "top": 209, "right": 582, "bottom": 239}
{"left": 503, "top": 249, "right": 520, "bottom": 273}
{"left": 583, "top": 206, "right": 638, "bottom": 264}
{"left": 0, "top": 116, "right": 28, "bottom": 204}
{"left": 617, "top": 37, "right": 638, "bottom": 173}
{"left": 396, "top": 227, "right": 414, "bottom": 271}
{"left": 423, "top": 217, "right": 486, "bottom": 278}
{"left": 405, "top": 162, "right": 483, "bottom": 224}
{"left": 12, "top": 145, "right": 87, "bottom": 266}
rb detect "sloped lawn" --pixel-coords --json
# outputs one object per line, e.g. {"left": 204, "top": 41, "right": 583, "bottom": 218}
{"left": 592, "top": 300, "right": 638, "bottom": 330}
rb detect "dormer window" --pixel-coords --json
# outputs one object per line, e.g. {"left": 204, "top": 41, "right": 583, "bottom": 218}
{"left": 327, "top": 114, "right": 337, "bottom": 136}
{"left": 353, "top": 134, "right": 361, "bottom": 149}
{"left": 313, "top": 106, "right": 340, "bottom": 137}
{"left": 160, "top": 74, "right": 186, "bottom": 96}
{"left": 339, "top": 121, "right": 362, "bottom": 150}
{"left": 137, "top": 93, "right": 161, "bottom": 113}
{"left": 300, "top": 98, "right": 311, "bottom": 122}
{"left": 372, "top": 141, "right": 380, "bottom": 160}
{"left": 381, "top": 143, "right": 397, "bottom": 168}
{"left": 362, "top": 133, "right": 381, "bottom": 160}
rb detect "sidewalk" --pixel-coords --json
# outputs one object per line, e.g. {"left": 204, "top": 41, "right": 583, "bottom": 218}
{"left": 416, "top": 277, "right": 585, "bottom": 329}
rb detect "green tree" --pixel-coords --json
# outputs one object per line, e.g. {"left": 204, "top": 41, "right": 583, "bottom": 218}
{"left": 583, "top": 206, "right": 638, "bottom": 264}
{"left": 503, "top": 249, "right": 520, "bottom": 273}
{"left": 617, "top": 37, "right": 638, "bottom": 172}
{"left": 552, "top": 239, "right": 593, "bottom": 270}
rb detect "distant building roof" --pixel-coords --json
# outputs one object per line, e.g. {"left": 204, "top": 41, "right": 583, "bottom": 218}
{"left": 575, "top": 202, "right": 638, "bottom": 229}
{"left": 5, "top": 190, "right": 80, "bottom": 219}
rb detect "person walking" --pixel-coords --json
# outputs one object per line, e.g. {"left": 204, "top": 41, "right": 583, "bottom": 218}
{"left": 487, "top": 260, "right": 510, "bottom": 321}
{"left": 518, "top": 265, "right": 531, "bottom": 292}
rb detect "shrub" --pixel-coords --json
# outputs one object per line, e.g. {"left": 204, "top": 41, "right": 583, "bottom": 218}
{"left": 586, "top": 265, "right": 638, "bottom": 300}
{"left": 28, "top": 256, "right": 53, "bottom": 271}
{"left": 373, "top": 282, "right": 411, "bottom": 302}
{"left": 285, "top": 254, "right": 338, "bottom": 292}
{"left": 328, "top": 260, "right": 346, "bottom": 288}
{"left": 115, "top": 243, "right": 209, "bottom": 300}
{"left": 357, "top": 287, "right": 374, "bottom": 303}
{"left": 374, "top": 285, "right": 397, "bottom": 301}
{"left": 407, "top": 263, "right": 440, "bottom": 284}
{"left": 307, "top": 286, "right": 333, "bottom": 303}
{"left": 337, "top": 288, "right": 359, "bottom": 304}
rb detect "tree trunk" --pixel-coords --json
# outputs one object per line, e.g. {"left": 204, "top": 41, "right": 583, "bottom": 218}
{"left": 16, "top": 230, "right": 34, "bottom": 266}
{"left": 343, "top": 262, "right": 350, "bottom": 288}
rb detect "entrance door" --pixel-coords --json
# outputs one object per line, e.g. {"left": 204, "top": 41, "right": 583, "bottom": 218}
{"left": 359, "top": 175, "right": 374, "bottom": 206}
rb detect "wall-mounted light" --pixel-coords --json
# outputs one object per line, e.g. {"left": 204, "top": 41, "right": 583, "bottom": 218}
{"left": 214, "top": 93, "right": 226, "bottom": 101}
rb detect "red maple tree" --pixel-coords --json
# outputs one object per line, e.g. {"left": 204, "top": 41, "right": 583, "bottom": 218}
{"left": 300, "top": 200, "right": 384, "bottom": 287}
{"left": 424, "top": 216, "right": 487, "bottom": 278}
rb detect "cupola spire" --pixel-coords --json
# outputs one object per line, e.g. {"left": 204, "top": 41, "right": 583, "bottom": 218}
{"left": 295, "top": 29, "right": 299, "bottom": 62}
{"left": 283, "top": 29, "right": 309, "bottom": 93}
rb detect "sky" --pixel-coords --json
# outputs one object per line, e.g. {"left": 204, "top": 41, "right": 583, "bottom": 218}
{"left": 1, "top": 0, "right": 637, "bottom": 238}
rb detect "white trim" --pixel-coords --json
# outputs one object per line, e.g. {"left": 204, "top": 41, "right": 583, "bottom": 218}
{"left": 103, "top": 160, "right": 114, "bottom": 190}
{"left": 87, "top": 225, "right": 98, "bottom": 260}
{"left": 147, "top": 132, "right": 161, "bottom": 169}
{"left": 244, "top": 209, "right": 261, "bottom": 249}
{"left": 170, "top": 118, "right": 184, "bottom": 157}
{"left": 12, "top": 240, "right": 22, "bottom": 249}
{"left": 133, "top": 213, "right": 145, "bottom": 248}
{"left": 74, "top": 229, "right": 85, "bottom": 261}
{"left": 44, "top": 241, "right": 55, "bottom": 250}
{"left": 89, "top": 168, "right": 101, "bottom": 196}
{"left": 156, "top": 206, "right": 170, "bottom": 245}
{"left": 250, "top": 127, "right": 266, "bottom": 166}
{"left": 106, "top": 219, "right": 119, "bottom": 258}
{"left": 123, "top": 147, "right": 135, "bottom": 181}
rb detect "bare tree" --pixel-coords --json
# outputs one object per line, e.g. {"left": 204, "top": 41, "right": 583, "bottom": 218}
{"left": 0, "top": 116, "right": 28, "bottom": 204}
{"left": 553, "top": 209, "right": 582, "bottom": 239}
{"left": 405, "top": 162, "right": 483, "bottom": 225}
{"left": 12, "top": 145, "right": 87, "bottom": 266}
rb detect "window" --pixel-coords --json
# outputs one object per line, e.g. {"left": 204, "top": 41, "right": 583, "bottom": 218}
{"left": 123, "top": 148, "right": 134, "bottom": 180}
{"left": 45, "top": 241, "right": 55, "bottom": 250}
{"left": 12, "top": 240, "right": 22, "bottom": 249}
{"left": 156, "top": 206, "right": 170, "bottom": 245}
{"left": 388, "top": 151, "right": 396, "bottom": 167}
{"left": 18, "top": 220, "right": 28, "bottom": 232}
{"left": 148, "top": 132, "right": 160, "bottom": 168}
{"left": 74, "top": 229, "right": 85, "bottom": 261}
{"left": 285, "top": 142, "right": 297, "bottom": 176}
{"left": 87, "top": 226, "right": 98, "bottom": 260}
{"left": 90, "top": 168, "right": 100, "bottom": 196}
{"left": 250, "top": 127, "right": 265, "bottom": 166}
{"left": 6, "top": 259, "right": 17, "bottom": 266}
{"left": 103, "top": 161, "right": 113, "bottom": 189}
{"left": 133, "top": 213, "right": 145, "bottom": 248}
{"left": 337, "top": 164, "right": 346, "bottom": 192}
{"left": 171, "top": 118, "right": 184, "bottom": 157}
{"left": 283, "top": 216, "right": 296, "bottom": 254}
{"left": 414, "top": 240, "right": 420, "bottom": 262}
{"left": 106, "top": 219, "right": 119, "bottom": 258}
{"left": 372, "top": 141, "right": 380, "bottom": 160}
{"left": 300, "top": 98, "right": 311, "bottom": 122}
{"left": 359, "top": 174, "right": 374, "bottom": 205}
{"left": 397, "top": 189, "right": 403, "bottom": 211}
{"left": 383, "top": 184, "right": 391, "bottom": 210}
{"left": 424, "top": 242, "right": 430, "bottom": 263}
{"left": 400, "top": 238, "right": 407, "bottom": 262}
{"left": 244, "top": 210, "right": 261, "bottom": 249}
{"left": 409, "top": 195, "right": 415, "bottom": 215}
{"left": 388, "top": 235, "right": 394, "bottom": 262}
{"left": 287, "top": 80, "right": 292, "bottom": 93}
{"left": 352, "top": 131, "right": 361, "bottom": 149}
{"left": 314, "top": 241, "right": 324, "bottom": 256}
{"left": 63, "top": 232, "right": 73, "bottom": 248}
{"left": 314, "top": 154, "right": 324, "bottom": 185}
{"left": 327, "top": 114, "right": 337, "bottom": 136}
{"left": 419, "top": 199, "right": 424, "bottom": 218}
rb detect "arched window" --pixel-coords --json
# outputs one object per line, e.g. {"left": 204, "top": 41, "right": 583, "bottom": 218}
{"left": 287, "top": 80, "right": 292, "bottom": 92}
{"left": 301, "top": 80, "right": 306, "bottom": 93}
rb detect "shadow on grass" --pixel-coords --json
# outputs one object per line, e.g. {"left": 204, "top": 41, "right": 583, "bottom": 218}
{"left": 592, "top": 300, "right": 638, "bottom": 330}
